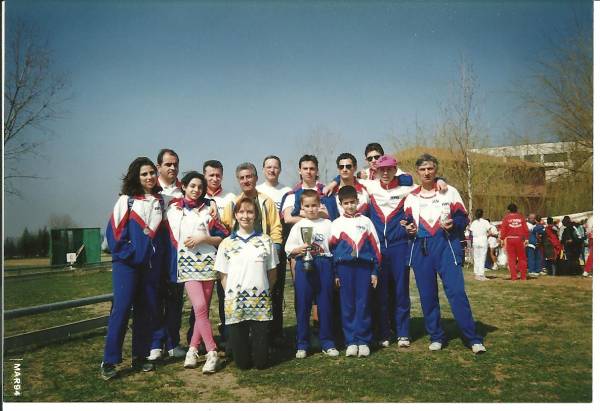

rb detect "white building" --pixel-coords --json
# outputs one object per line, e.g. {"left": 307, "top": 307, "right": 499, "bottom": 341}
{"left": 472, "top": 141, "right": 591, "bottom": 182}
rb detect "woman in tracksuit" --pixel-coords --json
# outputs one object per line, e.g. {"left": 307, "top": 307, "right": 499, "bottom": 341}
{"left": 101, "top": 157, "right": 166, "bottom": 380}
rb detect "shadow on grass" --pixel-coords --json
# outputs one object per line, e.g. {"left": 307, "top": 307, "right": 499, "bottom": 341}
{"left": 407, "top": 317, "right": 498, "bottom": 346}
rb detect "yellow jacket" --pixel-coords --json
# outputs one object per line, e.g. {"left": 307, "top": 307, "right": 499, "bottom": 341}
{"left": 221, "top": 192, "right": 283, "bottom": 245}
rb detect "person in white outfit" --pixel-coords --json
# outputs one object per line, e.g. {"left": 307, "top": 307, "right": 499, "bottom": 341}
{"left": 469, "top": 209, "right": 492, "bottom": 281}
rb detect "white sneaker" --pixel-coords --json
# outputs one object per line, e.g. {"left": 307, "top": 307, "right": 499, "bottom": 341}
{"left": 582, "top": 272, "right": 590, "bottom": 277}
{"left": 295, "top": 349, "right": 307, "bottom": 359}
{"left": 471, "top": 343, "right": 487, "bottom": 354}
{"left": 202, "top": 351, "right": 219, "bottom": 373}
{"left": 322, "top": 348, "right": 340, "bottom": 357}
{"left": 429, "top": 342, "right": 443, "bottom": 351}
{"left": 358, "top": 345, "right": 370, "bottom": 357}
{"left": 397, "top": 337, "right": 410, "bottom": 348}
{"left": 379, "top": 340, "right": 390, "bottom": 348}
{"left": 492, "top": 264, "right": 498, "bottom": 270}
{"left": 147, "top": 348, "right": 162, "bottom": 361}
{"left": 345, "top": 345, "right": 358, "bottom": 357}
{"left": 168, "top": 345, "right": 187, "bottom": 359}
{"left": 184, "top": 348, "right": 199, "bottom": 368}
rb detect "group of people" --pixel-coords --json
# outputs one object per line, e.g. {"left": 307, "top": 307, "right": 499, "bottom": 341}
{"left": 468, "top": 205, "right": 593, "bottom": 281}
{"left": 100, "top": 143, "right": 487, "bottom": 381}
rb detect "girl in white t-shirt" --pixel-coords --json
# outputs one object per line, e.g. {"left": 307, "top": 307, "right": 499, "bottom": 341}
{"left": 165, "top": 171, "right": 230, "bottom": 373}
{"left": 214, "top": 197, "right": 278, "bottom": 369}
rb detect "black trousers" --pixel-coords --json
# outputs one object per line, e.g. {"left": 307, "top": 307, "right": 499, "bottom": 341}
{"left": 228, "top": 320, "right": 270, "bottom": 370}
{"left": 270, "top": 247, "right": 287, "bottom": 339}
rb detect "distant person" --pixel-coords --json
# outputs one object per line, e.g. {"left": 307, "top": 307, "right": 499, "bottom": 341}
{"left": 256, "top": 155, "right": 292, "bottom": 346}
{"left": 469, "top": 209, "right": 492, "bottom": 281}
{"left": 543, "top": 217, "right": 562, "bottom": 276}
{"left": 404, "top": 153, "right": 486, "bottom": 354}
{"left": 214, "top": 197, "right": 278, "bottom": 369}
{"left": 163, "top": 171, "right": 229, "bottom": 372}
{"left": 101, "top": 157, "right": 166, "bottom": 380}
{"left": 499, "top": 204, "right": 529, "bottom": 281}
{"left": 560, "top": 216, "right": 582, "bottom": 275}
{"left": 330, "top": 185, "right": 381, "bottom": 358}
{"left": 487, "top": 221, "right": 500, "bottom": 270}
{"left": 583, "top": 218, "right": 593, "bottom": 278}
{"left": 285, "top": 189, "right": 337, "bottom": 358}
{"left": 526, "top": 213, "right": 545, "bottom": 277}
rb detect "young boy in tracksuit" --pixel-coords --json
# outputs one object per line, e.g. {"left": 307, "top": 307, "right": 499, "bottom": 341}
{"left": 285, "top": 190, "right": 338, "bottom": 358}
{"left": 330, "top": 186, "right": 381, "bottom": 358}
{"left": 404, "top": 153, "right": 486, "bottom": 354}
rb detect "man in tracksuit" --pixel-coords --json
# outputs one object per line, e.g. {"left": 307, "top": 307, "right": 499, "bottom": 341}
{"left": 499, "top": 204, "right": 529, "bottom": 281}
{"left": 404, "top": 153, "right": 486, "bottom": 354}
{"left": 526, "top": 214, "right": 545, "bottom": 276}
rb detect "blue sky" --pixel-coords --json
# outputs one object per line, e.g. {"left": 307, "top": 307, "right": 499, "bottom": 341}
{"left": 3, "top": 0, "right": 593, "bottom": 238}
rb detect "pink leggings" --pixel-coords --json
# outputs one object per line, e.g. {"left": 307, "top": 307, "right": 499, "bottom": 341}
{"left": 185, "top": 280, "right": 217, "bottom": 352}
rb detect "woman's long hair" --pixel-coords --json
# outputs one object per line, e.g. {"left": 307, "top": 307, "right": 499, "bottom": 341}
{"left": 120, "top": 157, "right": 161, "bottom": 196}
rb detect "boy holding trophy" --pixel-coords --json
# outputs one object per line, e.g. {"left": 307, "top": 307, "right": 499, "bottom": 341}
{"left": 285, "top": 190, "right": 338, "bottom": 359}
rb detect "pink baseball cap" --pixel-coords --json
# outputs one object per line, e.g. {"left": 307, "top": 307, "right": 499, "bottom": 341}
{"left": 375, "top": 155, "right": 397, "bottom": 168}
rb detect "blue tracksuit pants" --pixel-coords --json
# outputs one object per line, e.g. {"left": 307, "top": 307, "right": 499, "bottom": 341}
{"left": 294, "top": 257, "right": 335, "bottom": 351}
{"left": 374, "top": 242, "right": 411, "bottom": 341}
{"left": 103, "top": 259, "right": 161, "bottom": 364}
{"left": 527, "top": 246, "right": 542, "bottom": 273}
{"left": 337, "top": 261, "right": 374, "bottom": 346}
{"left": 410, "top": 236, "right": 482, "bottom": 346}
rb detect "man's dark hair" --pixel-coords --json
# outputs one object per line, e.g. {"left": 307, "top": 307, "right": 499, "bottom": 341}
{"left": 475, "top": 208, "right": 484, "bottom": 219}
{"left": 547, "top": 216, "right": 554, "bottom": 225}
{"left": 336, "top": 152, "right": 357, "bottom": 167}
{"left": 203, "top": 160, "right": 224, "bottom": 173}
{"left": 338, "top": 185, "right": 358, "bottom": 204}
{"left": 262, "top": 155, "right": 281, "bottom": 168}
{"left": 298, "top": 154, "right": 318, "bottom": 169}
{"left": 157, "top": 148, "right": 179, "bottom": 165}
{"left": 415, "top": 153, "right": 439, "bottom": 168}
{"left": 364, "top": 143, "right": 384, "bottom": 157}
{"left": 507, "top": 203, "right": 518, "bottom": 213}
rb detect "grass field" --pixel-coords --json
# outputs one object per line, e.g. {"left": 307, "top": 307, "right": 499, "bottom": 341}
{"left": 2, "top": 265, "right": 593, "bottom": 403}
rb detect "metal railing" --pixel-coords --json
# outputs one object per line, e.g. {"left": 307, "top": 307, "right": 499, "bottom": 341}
{"left": 4, "top": 261, "right": 112, "bottom": 280}
{"left": 4, "top": 294, "right": 113, "bottom": 351}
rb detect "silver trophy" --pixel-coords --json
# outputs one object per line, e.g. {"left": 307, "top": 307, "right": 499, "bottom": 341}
{"left": 300, "top": 226, "right": 314, "bottom": 271}
{"left": 440, "top": 204, "right": 451, "bottom": 228}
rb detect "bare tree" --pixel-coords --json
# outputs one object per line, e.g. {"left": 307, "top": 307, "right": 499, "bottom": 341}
{"left": 288, "top": 126, "right": 342, "bottom": 185}
{"left": 525, "top": 25, "right": 592, "bottom": 173}
{"left": 4, "top": 20, "right": 70, "bottom": 196}
{"left": 435, "top": 56, "right": 488, "bottom": 218}
{"left": 48, "top": 213, "right": 79, "bottom": 229}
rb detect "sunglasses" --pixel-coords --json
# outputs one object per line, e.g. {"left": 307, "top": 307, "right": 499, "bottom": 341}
{"left": 366, "top": 155, "right": 381, "bottom": 162}
{"left": 337, "top": 164, "right": 353, "bottom": 170}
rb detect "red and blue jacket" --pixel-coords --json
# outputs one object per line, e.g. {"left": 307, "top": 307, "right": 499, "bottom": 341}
{"left": 106, "top": 194, "right": 166, "bottom": 267}
{"left": 329, "top": 213, "right": 382, "bottom": 275}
